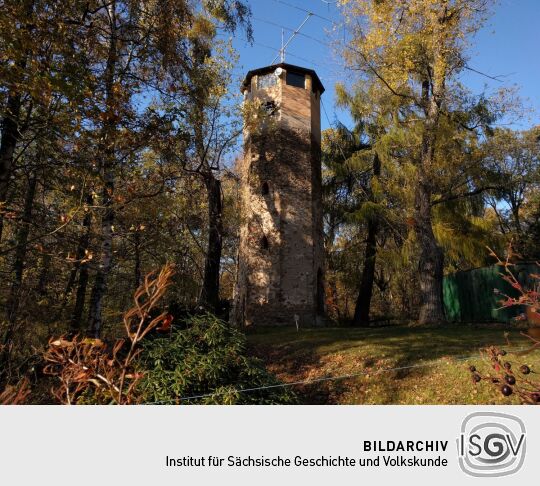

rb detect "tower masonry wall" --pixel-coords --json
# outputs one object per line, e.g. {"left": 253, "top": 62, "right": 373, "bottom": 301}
{"left": 232, "top": 66, "right": 325, "bottom": 327}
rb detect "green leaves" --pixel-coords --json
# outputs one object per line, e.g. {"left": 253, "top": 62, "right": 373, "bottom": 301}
{"left": 138, "top": 313, "right": 297, "bottom": 404}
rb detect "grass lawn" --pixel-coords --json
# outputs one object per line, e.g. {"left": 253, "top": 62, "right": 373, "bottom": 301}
{"left": 246, "top": 325, "right": 540, "bottom": 405}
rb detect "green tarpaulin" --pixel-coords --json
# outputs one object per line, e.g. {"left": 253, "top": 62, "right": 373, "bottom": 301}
{"left": 443, "top": 263, "right": 538, "bottom": 323}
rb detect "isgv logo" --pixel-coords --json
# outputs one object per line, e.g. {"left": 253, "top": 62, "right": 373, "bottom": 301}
{"left": 457, "top": 412, "right": 526, "bottom": 477}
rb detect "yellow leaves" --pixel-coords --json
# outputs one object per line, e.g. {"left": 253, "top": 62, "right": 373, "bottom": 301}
{"left": 130, "top": 223, "right": 146, "bottom": 232}
{"left": 188, "top": 16, "right": 215, "bottom": 41}
{"left": 111, "top": 82, "right": 122, "bottom": 95}
{"left": 343, "top": 0, "right": 489, "bottom": 85}
{"left": 66, "top": 248, "right": 93, "bottom": 264}
{"left": 82, "top": 249, "right": 93, "bottom": 264}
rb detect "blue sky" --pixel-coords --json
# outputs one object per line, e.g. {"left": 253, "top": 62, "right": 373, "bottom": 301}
{"left": 231, "top": 0, "right": 540, "bottom": 130}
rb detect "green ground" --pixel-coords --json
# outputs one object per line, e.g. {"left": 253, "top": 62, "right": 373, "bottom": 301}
{"left": 246, "top": 325, "right": 540, "bottom": 405}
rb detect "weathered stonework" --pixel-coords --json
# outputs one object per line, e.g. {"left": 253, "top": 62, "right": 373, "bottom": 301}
{"left": 231, "top": 63, "right": 325, "bottom": 327}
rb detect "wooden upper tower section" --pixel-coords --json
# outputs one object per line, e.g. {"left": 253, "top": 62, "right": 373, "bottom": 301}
{"left": 241, "top": 63, "right": 325, "bottom": 95}
{"left": 241, "top": 63, "right": 324, "bottom": 143}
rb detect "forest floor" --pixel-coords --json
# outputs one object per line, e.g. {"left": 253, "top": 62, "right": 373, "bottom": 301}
{"left": 246, "top": 325, "right": 540, "bottom": 405}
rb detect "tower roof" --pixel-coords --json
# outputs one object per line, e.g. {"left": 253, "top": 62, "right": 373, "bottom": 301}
{"left": 242, "top": 63, "right": 325, "bottom": 94}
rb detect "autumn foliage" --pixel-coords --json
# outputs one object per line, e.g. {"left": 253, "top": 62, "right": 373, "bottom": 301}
{"left": 487, "top": 246, "right": 540, "bottom": 321}
{"left": 468, "top": 247, "right": 540, "bottom": 403}
{"left": 43, "top": 264, "right": 175, "bottom": 404}
{"left": 0, "top": 378, "right": 31, "bottom": 405}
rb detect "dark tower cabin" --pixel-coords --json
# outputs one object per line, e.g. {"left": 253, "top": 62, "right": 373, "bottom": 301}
{"left": 231, "top": 63, "right": 326, "bottom": 327}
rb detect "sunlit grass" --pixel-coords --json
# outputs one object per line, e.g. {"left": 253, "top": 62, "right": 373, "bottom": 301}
{"left": 247, "top": 326, "right": 540, "bottom": 405}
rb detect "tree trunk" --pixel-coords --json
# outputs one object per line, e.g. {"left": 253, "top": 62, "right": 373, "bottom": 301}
{"left": 353, "top": 218, "right": 379, "bottom": 326}
{"left": 0, "top": 0, "right": 34, "bottom": 243}
{"left": 36, "top": 253, "right": 51, "bottom": 296}
{"left": 0, "top": 92, "right": 24, "bottom": 242}
{"left": 87, "top": 3, "right": 117, "bottom": 337}
{"left": 71, "top": 258, "right": 90, "bottom": 334}
{"left": 0, "top": 174, "right": 38, "bottom": 374}
{"left": 353, "top": 152, "right": 381, "bottom": 327}
{"left": 414, "top": 78, "right": 446, "bottom": 325}
{"left": 199, "top": 175, "right": 223, "bottom": 312}
{"left": 415, "top": 177, "right": 445, "bottom": 325}
{"left": 68, "top": 198, "right": 93, "bottom": 333}
{"left": 60, "top": 196, "right": 92, "bottom": 313}
{"left": 133, "top": 230, "right": 141, "bottom": 290}
{"left": 87, "top": 166, "right": 114, "bottom": 337}
{"left": 5, "top": 174, "right": 37, "bottom": 322}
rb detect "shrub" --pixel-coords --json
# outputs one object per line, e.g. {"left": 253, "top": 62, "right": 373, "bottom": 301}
{"left": 468, "top": 343, "right": 540, "bottom": 404}
{"left": 467, "top": 247, "right": 540, "bottom": 404}
{"left": 42, "top": 264, "right": 175, "bottom": 404}
{"left": 0, "top": 378, "right": 30, "bottom": 405}
{"left": 138, "top": 313, "right": 298, "bottom": 405}
{"left": 488, "top": 245, "right": 540, "bottom": 322}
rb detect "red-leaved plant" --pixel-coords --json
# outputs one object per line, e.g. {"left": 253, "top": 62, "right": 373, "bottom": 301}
{"left": 489, "top": 245, "right": 540, "bottom": 322}
{"left": 0, "top": 378, "right": 31, "bottom": 405}
{"left": 43, "top": 264, "right": 175, "bottom": 404}
{"left": 468, "top": 246, "right": 540, "bottom": 404}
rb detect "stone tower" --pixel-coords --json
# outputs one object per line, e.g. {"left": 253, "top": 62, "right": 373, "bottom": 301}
{"left": 231, "top": 63, "right": 325, "bottom": 327}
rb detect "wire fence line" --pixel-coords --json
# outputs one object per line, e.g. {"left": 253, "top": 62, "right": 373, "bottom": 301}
{"left": 142, "top": 343, "right": 531, "bottom": 404}
{"left": 139, "top": 2, "right": 524, "bottom": 405}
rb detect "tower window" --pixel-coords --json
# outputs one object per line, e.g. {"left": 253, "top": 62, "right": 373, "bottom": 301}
{"left": 261, "top": 182, "right": 269, "bottom": 195}
{"left": 261, "top": 235, "right": 269, "bottom": 250}
{"left": 262, "top": 100, "right": 276, "bottom": 115}
{"left": 316, "top": 268, "right": 325, "bottom": 314}
{"left": 286, "top": 71, "right": 305, "bottom": 89}
{"left": 258, "top": 73, "right": 277, "bottom": 89}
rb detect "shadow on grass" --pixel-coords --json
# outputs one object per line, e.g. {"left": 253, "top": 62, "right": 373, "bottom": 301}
{"left": 247, "top": 325, "right": 532, "bottom": 404}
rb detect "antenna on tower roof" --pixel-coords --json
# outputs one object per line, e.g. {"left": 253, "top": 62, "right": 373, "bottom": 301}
{"left": 280, "top": 28, "right": 284, "bottom": 62}
{"left": 272, "top": 13, "right": 312, "bottom": 65}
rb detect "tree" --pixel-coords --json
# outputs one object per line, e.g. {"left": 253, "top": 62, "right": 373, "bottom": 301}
{"left": 341, "top": 0, "right": 502, "bottom": 324}
{"left": 483, "top": 127, "right": 540, "bottom": 243}
{"left": 80, "top": 0, "right": 251, "bottom": 335}
{"left": 0, "top": 0, "right": 36, "bottom": 242}
{"left": 0, "top": 0, "right": 96, "bottom": 373}
{"left": 162, "top": 25, "right": 249, "bottom": 312}
{"left": 0, "top": 0, "right": 252, "bottom": 374}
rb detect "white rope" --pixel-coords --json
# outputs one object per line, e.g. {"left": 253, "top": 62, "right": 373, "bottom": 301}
{"left": 142, "top": 344, "right": 532, "bottom": 404}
